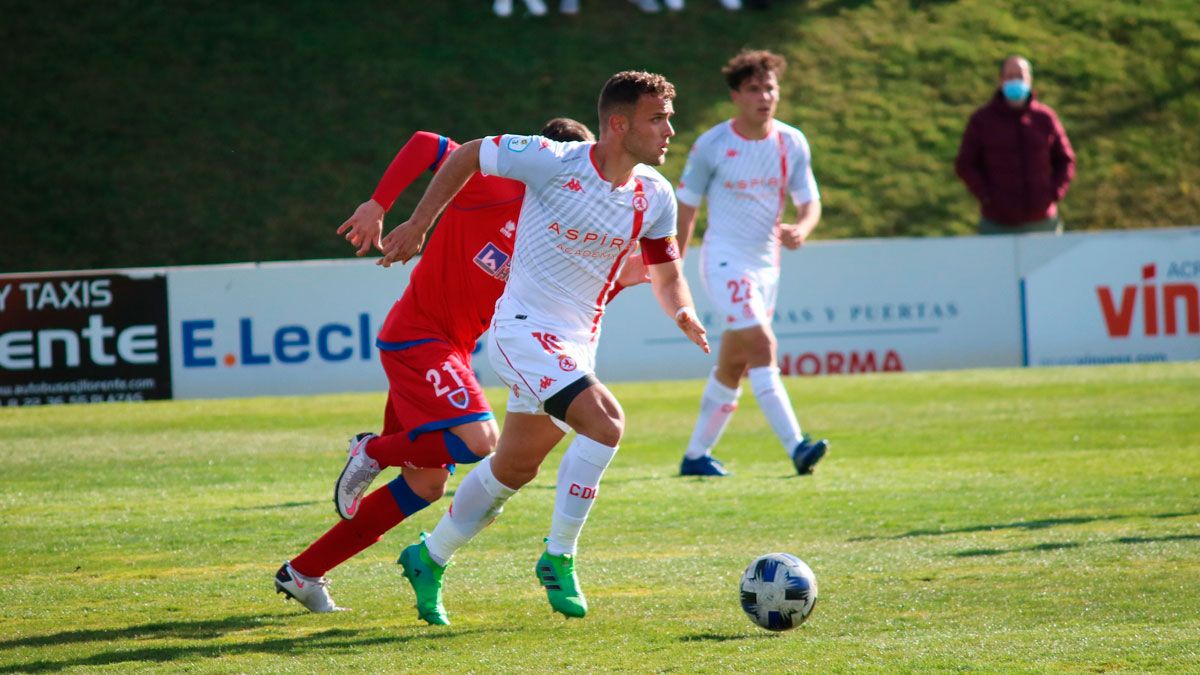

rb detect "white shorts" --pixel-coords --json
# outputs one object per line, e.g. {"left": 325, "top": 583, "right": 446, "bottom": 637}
{"left": 488, "top": 315, "right": 598, "bottom": 420}
{"left": 700, "top": 249, "right": 780, "bottom": 331}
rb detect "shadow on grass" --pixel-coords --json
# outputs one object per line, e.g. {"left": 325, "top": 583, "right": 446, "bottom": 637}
{"left": 848, "top": 510, "right": 1200, "bottom": 542}
{"left": 679, "top": 632, "right": 775, "bottom": 643}
{"left": 1, "top": 621, "right": 501, "bottom": 672}
{"left": 951, "top": 534, "right": 1200, "bottom": 558}
{"left": 234, "top": 500, "right": 322, "bottom": 511}
{"left": 953, "top": 542, "right": 1080, "bottom": 557}
{"left": 0, "top": 614, "right": 281, "bottom": 650}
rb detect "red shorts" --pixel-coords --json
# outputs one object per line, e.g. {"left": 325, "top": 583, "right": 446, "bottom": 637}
{"left": 378, "top": 338, "right": 494, "bottom": 440}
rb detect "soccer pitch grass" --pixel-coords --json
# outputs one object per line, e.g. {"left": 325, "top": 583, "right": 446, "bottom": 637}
{"left": 1, "top": 363, "right": 1197, "bottom": 672}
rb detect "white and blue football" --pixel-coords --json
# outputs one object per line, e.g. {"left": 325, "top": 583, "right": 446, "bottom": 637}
{"left": 739, "top": 553, "right": 818, "bottom": 631}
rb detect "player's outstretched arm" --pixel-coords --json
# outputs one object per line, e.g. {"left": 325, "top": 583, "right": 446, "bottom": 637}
{"left": 647, "top": 259, "right": 710, "bottom": 354}
{"left": 378, "top": 139, "right": 484, "bottom": 267}
{"left": 337, "top": 132, "right": 451, "bottom": 257}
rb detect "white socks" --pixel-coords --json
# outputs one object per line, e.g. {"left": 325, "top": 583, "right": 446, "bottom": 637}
{"left": 748, "top": 366, "right": 803, "bottom": 452}
{"left": 546, "top": 435, "right": 618, "bottom": 556}
{"left": 684, "top": 369, "right": 741, "bottom": 459}
{"left": 424, "top": 456, "right": 516, "bottom": 566}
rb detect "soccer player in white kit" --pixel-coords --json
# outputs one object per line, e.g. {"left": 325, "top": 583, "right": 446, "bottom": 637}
{"left": 377, "top": 71, "right": 709, "bottom": 623}
{"left": 675, "top": 50, "right": 829, "bottom": 478}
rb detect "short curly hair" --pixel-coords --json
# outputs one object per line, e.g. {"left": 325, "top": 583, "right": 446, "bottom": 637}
{"left": 597, "top": 71, "right": 677, "bottom": 126}
{"left": 721, "top": 49, "right": 787, "bottom": 90}
{"left": 540, "top": 117, "right": 594, "bottom": 143}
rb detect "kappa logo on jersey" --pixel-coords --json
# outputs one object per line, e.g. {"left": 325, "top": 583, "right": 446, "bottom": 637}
{"left": 474, "top": 242, "right": 511, "bottom": 281}
{"left": 557, "top": 354, "right": 577, "bottom": 372}
{"left": 726, "top": 148, "right": 739, "bottom": 158}
{"left": 538, "top": 376, "right": 555, "bottom": 392}
{"left": 563, "top": 178, "right": 584, "bottom": 193}
{"left": 500, "top": 220, "right": 516, "bottom": 238}
{"left": 539, "top": 139, "right": 551, "bottom": 150}
{"left": 507, "top": 136, "right": 532, "bottom": 152}
{"left": 632, "top": 194, "right": 649, "bottom": 212}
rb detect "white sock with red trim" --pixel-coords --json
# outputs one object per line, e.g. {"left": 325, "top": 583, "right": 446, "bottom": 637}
{"left": 546, "top": 435, "right": 618, "bottom": 556}
{"left": 748, "top": 365, "right": 803, "bottom": 453}
{"left": 424, "top": 456, "right": 515, "bottom": 566}
{"left": 684, "top": 369, "right": 741, "bottom": 459}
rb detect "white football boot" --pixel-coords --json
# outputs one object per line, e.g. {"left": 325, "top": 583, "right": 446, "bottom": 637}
{"left": 334, "top": 432, "right": 381, "bottom": 520}
{"left": 274, "top": 561, "right": 345, "bottom": 613}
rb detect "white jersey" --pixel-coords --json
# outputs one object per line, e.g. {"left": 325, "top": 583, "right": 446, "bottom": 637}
{"left": 480, "top": 135, "right": 677, "bottom": 337}
{"left": 676, "top": 120, "right": 819, "bottom": 268}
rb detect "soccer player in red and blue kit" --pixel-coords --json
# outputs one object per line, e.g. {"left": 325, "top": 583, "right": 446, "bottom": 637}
{"left": 273, "top": 118, "right": 600, "bottom": 613}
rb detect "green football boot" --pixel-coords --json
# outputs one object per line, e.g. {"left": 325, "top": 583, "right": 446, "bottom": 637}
{"left": 398, "top": 536, "right": 450, "bottom": 626}
{"left": 535, "top": 548, "right": 588, "bottom": 618}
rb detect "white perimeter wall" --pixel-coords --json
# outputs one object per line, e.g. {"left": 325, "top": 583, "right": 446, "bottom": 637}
{"left": 11, "top": 228, "right": 1194, "bottom": 400}
{"left": 165, "top": 226, "right": 1200, "bottom": 398}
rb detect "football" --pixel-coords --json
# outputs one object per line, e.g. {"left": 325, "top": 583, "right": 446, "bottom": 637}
{"left": 739, "top": 553, "right": 818, "bottom": 631}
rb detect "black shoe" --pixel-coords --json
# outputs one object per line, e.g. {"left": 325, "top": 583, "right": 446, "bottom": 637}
{"left": 791, "top": 437, "right": 828, "bottom": 475}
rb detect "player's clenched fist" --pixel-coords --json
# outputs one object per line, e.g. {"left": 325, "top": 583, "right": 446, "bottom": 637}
{"left": 378, "top": 220, "right": 428, "bottom": 268}
{"left": 675, "top": 306, "right": 710, "bottom": 354}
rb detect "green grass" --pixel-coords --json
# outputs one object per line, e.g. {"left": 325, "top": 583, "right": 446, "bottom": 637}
{"left": 1, "top": 362, "right": 1198, "bottom": 671}
{"left": 3, "top": 0, "right": 1198, "bottom": 272}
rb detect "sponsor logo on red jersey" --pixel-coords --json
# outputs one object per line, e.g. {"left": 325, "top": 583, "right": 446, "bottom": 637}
{"left": 474, "top": 242, "right": 511, "bottom": 282}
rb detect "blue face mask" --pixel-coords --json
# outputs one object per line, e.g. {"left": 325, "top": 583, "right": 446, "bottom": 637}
{"left": 1002, "top": 79, "right": 1030, "bottom": 103}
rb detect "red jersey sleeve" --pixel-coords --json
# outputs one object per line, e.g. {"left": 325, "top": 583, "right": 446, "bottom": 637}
{"left": 371, "top": 132, "right": 462, "bottom": 211}
{"left": 640, "top": 235, "right": 681, "bottom": 265}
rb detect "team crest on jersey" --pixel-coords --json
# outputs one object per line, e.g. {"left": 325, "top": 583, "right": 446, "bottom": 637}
{"left": 507, "top": 136, "right": 532, "bottom": 152}
{"left": 663, "top": 236, "right": 679, "bottom": 259}
{"left": 500, "top": 220, "right": 516, "bottom": 238}
{"left": 447, "top": 387, "right": 470, "bottom": 410}
{"left": 474, "top": 242, "right": 511, "bottom": 281}
{"left": 557, "top": 355, "right": 577, "bottom": 372}
{"left": 632, "top": 194, "right": 649, "bottom": 212}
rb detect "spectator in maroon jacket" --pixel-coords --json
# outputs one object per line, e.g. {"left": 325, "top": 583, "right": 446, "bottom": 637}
{"left": 955, "top": 55, "right": 1076, "bottom": 235}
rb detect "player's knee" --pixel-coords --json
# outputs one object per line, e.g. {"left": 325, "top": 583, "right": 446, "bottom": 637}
{"left": 446, "top": 422, "right": 499, "bottom": 462}
{"left": 401, "top": 469, "right": 450, "bottom": 502}
{"left": 585, "top": 406, "right": 624, "bottom": 447}
{"left": 493, "top": 458, "right": 539, "bottom": 489}
{"left": 745, "top": 331, "right": 776, "bottom": 365}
